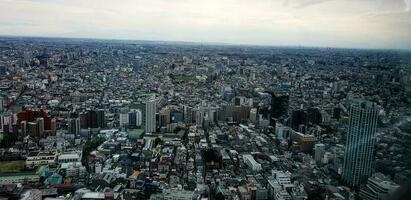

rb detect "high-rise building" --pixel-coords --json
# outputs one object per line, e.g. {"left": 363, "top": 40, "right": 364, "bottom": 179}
{"left": 17, "top": 110, "right": 52, "bottom": 130}
{"left": 1, "top": 113, "right": 12, "bottom": 132}
{"left": 195, "top": 109, "right": 204, "bottom": 128}
{"left": 250, "top": 108, "right": 257, "bottom": 124}
{"left": 20, "top": 121, "right": 27, "bottom": 136}
{"left": 79, "top": 111, "right": 88, "bottom": 129}
{"left": 50, "top": 118, "right": 57, "bottom": 135}
{"left": 128, "top": 111, "right": 137, "bottom": 128}
{"left": 307, "top": 107, "right": 322, "bottom": 125}
{"left": 145, "top": 99, "right": 156, "bottom": 133}
{"left": 342, "top": 100, "right": 379, "bottom": 187}
{"left": 28, "top": 122, "right": 37, "bottom": 137}
{"left": 270, "top": 93, "right": 289, "bottom": 118}
{"left": 291, "top": 109, "right": 307, "bottom": 131}
{"left": 97, "top": 109, "right": 106, "bottom": 128}
{"left": 119, "top": 113, "right": 129, "bottom": 127}
{"left": 314, "top": 143, "right": 325, "bottom": 164}
{"left": 183, "top": 105, "right": 192, "bottom": 124}
{"left": 36, "top": 117, "right": 45, "bottom": 138}
{"left": 88, "top": 110, "right": 98, "bottom": 129}
{"left": 134, "top": 110, "right": 143, "bottom": 127}
{"left": 68, "top": 118, "right": 80, "bottom": 136}
{"left": 359, "top": 173, "right": 399, "bottom": 200}
{"left": 0, "top": 96, "right": 4, "bottom": 112}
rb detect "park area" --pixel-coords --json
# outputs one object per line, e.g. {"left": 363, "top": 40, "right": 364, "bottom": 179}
{"left": 0, "top": 160, "right": 25, "bottom": 173}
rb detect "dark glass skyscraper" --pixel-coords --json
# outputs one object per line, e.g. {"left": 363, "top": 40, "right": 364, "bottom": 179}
{"left": 342, "top": 100, "right": 379, "bottom": 187}
{"left": 271, "top": 93, "right": 289, "bottom": 118}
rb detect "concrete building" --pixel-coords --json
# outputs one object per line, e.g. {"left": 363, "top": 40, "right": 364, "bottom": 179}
{"left": 26, "top": 151, "right": 58, "bottom": 168}
{"left": 314, "top": 143, "right": 325, "bottom": 164}
{"left": 243, "top": 154, "right": 262, "bottom": 172}
{"left": 58, "top": 151, "right": 82, "bottom": 163}
{"left": 359, "top": 173, "right": 400, "bottom": 200}
{"left": 145, "top": 99, "right": 156, "bottom": 133}
{"left": 342, "top": 100, "right": 379, "bottom": 187}
{"left": 68, "top": 118, "right": 80, "bottom": 136}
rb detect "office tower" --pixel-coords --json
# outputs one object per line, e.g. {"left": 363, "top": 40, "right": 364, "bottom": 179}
{"left": 97, "top": 109, "right": 106, "bottom": 128}
{"left": 119, "top": 113, "right": 129, "bottom": 127}
{"left": 50, "top": 118, "right": 56, "bottom": 135}
{"left": 183, "top": 105, "right": 192, "bottom": 124}
{"left": 145, "top": 99, "right": 156, "bottom": 133}
{"left": 291, "top": 109, "right": 307, "bottom": 131}
{"left": 209, "top": 108, "right": 218, "bottom": 125}
{"left": 128, "top": 109, "right": 142, "bottom": 127}
{"left": 307, "top": 107, "right": 322, "bottom": 125}
{"left": 36, "top": 118, "right": 45, "bottom": 137}
{"left": 136, "top": 109, "right": 142, "bottom": 127}
{"left": 17, "top": 110, "right": 52, "bottom": 130}
{"left": 28, "top": 122, "right": 37, "bottom": 137}
{"left": 271, "top": 93, "right": 289, "bottom": 118}
{"left": 314, "top": 143, "right": 325, "bottom": 164}
{"left": 195, "top": 109, "right": 204, "bottom": 128}
{"left": 342, "top": 100, "right": 379, "bottom": 187}
{"left": 128, "top": 111, "right": 136, "bottom": 128}
{"left": 20, "top": 121, "right": 27, "bottom": 136}
{"left": 1, "top": 113, "right": 12, "bottom": 132}
{"left": 158, "top": 107, "right": 171, "bottom": 127}
{"left": 88, "top": 110, "right": 98, "bottom": 128}
{"left": 249, "top": 108, "right": 257, "bottom": 124}
{"left": 0, "top": 96, "right": 3, "bottom": 112}
{"left": 0, "top": 66, "right": 6, "bottom": 76}
{"left": 79, "top": 112, "right": 88, "bottom": 129}
{"left": 11, "top": 124, "right": 18, "bottom": 140}
{"left": 68, "top": 118, "right": 80, "bottom": 136}
{"left": 170, "top": 111, "right": 183, "bottom": 123}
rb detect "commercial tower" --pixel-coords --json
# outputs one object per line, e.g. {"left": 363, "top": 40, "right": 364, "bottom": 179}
{"left": 68, "top": 118, "right": 80, "bottom": 136}
{"left": 342, "top": 100, "right": 379, "bottom": 187}
{"left": 145, "top": 98, "right": 156, "bottom": 133}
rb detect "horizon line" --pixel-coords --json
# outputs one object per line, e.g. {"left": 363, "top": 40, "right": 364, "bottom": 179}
{"left": 0, "top": 34, "right": 410, "bottom": 52}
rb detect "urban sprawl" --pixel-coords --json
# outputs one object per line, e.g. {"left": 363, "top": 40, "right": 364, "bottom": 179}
{"left": 0, "top": 37, "right": 410, "bottom": 200}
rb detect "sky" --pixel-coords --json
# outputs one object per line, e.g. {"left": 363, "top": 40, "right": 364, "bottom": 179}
{"left": 0, "top": 0, "right": 410, "bottom": 49}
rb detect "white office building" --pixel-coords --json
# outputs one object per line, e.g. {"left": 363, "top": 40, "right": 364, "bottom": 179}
{"left": 243, "top": 154, "right": 262, "bottom": 172}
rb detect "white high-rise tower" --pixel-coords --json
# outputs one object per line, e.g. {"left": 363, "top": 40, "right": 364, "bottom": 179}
{"left": 342, "top": 100, "right": 379, "bottom": 187}
{"left": 145, "top": 98, "right": 157, "bottom": 133}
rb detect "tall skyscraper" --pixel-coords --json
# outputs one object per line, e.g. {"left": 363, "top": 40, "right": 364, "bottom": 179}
{"left": 135, "top": 109, "right": 142, "bottom": 127}
{"left": 119, "top": 113, "right": 129, "bottom": 127}
{"left": 97, "top": 109, "right": 106, "bottom": 128}
{"left": 183, "top": 105, "right": 192, "bottom": 124}
{"left": 314, "top": 143, "right": 325, "bottom": 164}
{"left": 20, "top": 121, "right": 27, "bottom": 136}
{"left": 36, "top": 117, "right": 44, "bottom": 138}
{"left": 68, "top": 118, "right": 80, "bottom": 136}
{"left": 88, "top": 110, "right": 98, "bottom": 129}
{"left": 0, "top": 96, "right": 4, "bottom": 112}
{"left": 145, "top": 98, "right": 156, "bottom": 133}
{"left": 270, "top": 93, "right": 289, "bottom": 118}
{"left": 128, "top": 109, "right": 143, "bottom": 128}
{"left": 342, "top": 100, "right": 379, "bottom": 187}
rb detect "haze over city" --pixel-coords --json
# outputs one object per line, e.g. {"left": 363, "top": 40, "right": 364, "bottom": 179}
{"left": 1, "top": 0, "right": 411, "bottom": 49}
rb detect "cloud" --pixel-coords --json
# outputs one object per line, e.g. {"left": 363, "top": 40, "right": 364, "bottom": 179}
{"left": 0, "top": 0, "right": 410, "bottom": 49}
{"left": 283, "top": 0, "right": 335, "bottom": 8}
{"left": 404, "top": 0, "right": 411, "bottom": 12}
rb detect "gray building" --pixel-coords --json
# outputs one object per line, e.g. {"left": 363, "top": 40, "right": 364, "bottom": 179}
{"left": 145, "top": 98, "right": 156, "bottom": 133}
{"left": 342, "top": 100, "right": 379, "bottom": 187}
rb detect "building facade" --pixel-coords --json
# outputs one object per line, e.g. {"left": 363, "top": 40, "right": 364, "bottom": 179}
{"left": 342, "top": 100, "right": 379, "bottom": 187}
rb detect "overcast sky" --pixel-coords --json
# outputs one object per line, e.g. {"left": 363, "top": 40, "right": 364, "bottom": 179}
{"left": 0, "top": 0, "right": 410, "bottom": 49}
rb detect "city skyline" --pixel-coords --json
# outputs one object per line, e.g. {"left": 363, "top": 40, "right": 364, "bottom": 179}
{"left": 1, "top": 0, "right": 411, "bottom": 50}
